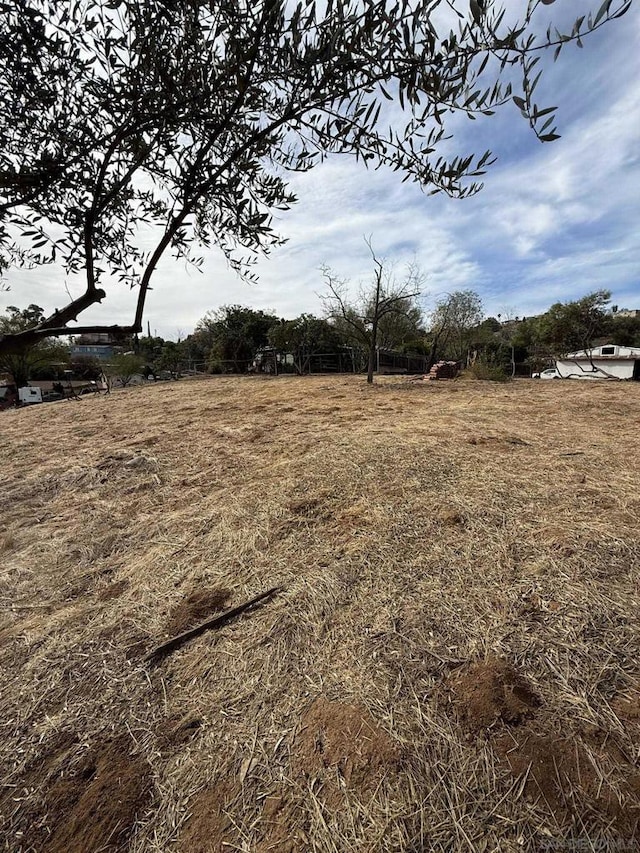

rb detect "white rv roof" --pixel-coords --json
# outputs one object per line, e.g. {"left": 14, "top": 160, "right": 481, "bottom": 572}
{"left": 565, "top": 344, "right": 640, "bottom": 359}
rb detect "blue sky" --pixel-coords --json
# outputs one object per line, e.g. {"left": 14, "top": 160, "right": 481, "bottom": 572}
{"left": 3, "top": 2, "right": 639, "bottom": 339}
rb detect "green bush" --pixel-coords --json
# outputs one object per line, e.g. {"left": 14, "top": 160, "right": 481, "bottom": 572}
{"left": 464, "top": 362, "right": 511, "bottom": 382}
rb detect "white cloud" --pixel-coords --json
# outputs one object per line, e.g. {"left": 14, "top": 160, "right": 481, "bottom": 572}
{"left": 3, "top": 4, "right": 639, "bottom": 337}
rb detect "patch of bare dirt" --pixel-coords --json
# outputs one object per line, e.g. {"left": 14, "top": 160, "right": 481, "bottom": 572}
{"left": 20, "top": 729, "right": 81, "bottom": 779}
{"left": 293, "top": 696, "right": 401, "bottom": 793}
{"left": 437, "top": 507, "right": 465, "bottom": 526}
{"left": 255, "top": 789, "right": 308, "bottom": 853}
{"left": 14, "top": 734, "right": 152, "bottom": 853}
{"left": 450, "top": 657, "right": 541, "bottom": 731}
{"left": 158, "top": 712, "right": 204, "bottom": 750}
{"left": 178, "top": 782, "right": 239, "bottom": 853}
{"left": 165, "top": 586, "right": 231, "bottom": 635}
{"left": 467, "top": 435, "right": 530, "bottom": 448}
{"left": 287, "top": 494, "right": 332, "bottom": 521}
{"left": 495, "top": 728, "right": 640, "bottom": 834}
{"left": 611, "top": 685, "right": 640, "bottom": 733}
{"left": 254, "top": 698, "right": 402, "bottom": 850}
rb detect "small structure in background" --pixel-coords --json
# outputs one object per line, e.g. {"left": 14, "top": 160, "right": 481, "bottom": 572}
{"left": 69, "top": 332, "right": 121, "bottom": 361}
{"left": 0, "top": 383, "right": 45, "bottom": 408}
{"left": 18, "top": 386, "right": 43, "bottom": 405}
{"left": 556, "top": 344, "right": 640, "bottom": 381}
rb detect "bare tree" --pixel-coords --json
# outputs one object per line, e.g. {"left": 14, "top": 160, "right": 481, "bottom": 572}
{"left": 322, "top": 241, "right": 423, "bottom": 383}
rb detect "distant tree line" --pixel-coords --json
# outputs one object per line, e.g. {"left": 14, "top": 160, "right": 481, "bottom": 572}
{"left": 1, "top": 290, "right": 639, "bottom": 392}
{"left": 146, "top": 289, "right": 640, "bottom": 380}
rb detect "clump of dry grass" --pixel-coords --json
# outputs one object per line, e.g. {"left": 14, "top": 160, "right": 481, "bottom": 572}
{"left": 1, "top": 375, "right": 639, "bottom": 852}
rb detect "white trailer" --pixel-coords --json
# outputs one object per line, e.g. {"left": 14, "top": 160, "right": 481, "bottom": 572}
{"left": 18, "top": 386, "right": 43, "bottom": 405}
{"left": 556, "top": 344, "right": 640, "bottom": 381}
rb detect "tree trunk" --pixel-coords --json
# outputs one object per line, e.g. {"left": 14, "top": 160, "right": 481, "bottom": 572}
{"left": 367, "top": 324, "right": 378, "bottom": 384}
{"left": 7, "top": 356, "right": 30, "bottom": 402}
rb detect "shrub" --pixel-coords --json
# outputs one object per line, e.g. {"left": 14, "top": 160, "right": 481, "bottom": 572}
{"left": 464, "top": 363, "right": 511, "bottom": 382}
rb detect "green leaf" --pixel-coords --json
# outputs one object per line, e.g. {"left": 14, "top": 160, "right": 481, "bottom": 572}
{"left": 593, "top": 0, "right": 612, "bottom": 26}
{"left": 529, "top": 70, "right": 542, "bottom": 95}
{"left": 613, "top": 1, "right": 632, "bottom": 18}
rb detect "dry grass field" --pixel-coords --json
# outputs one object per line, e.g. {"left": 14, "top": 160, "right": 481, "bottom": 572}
{"left": 1, "top": 374, "right": 639, "bottom": 853}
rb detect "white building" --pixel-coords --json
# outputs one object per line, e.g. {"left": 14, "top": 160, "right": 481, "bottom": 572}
{"left": 556, "top": 344, "right": 640, "bottom": 380}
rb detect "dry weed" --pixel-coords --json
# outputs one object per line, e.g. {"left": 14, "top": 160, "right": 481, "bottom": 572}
{"left": 0, "top": 375, "right": 639, "bottom": 852}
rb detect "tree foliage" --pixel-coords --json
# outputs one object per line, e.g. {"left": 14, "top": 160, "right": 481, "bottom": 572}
{"left": 426, "top": 290, "right": 484, "bottom": 364}
{"left": 0, "top": 304, "right": 68, "bottom": 388}
{"left": 104, "top": 352, "right": 145, "bottom": 387}
{"left": 268, "top": 315, "right": 344, "bottom": 375}
{"left": 535, "top": 290, "right": 612, "bottom": 355}
{"left": 156, "top": 341, "right": 187, "bottom": 379}
{"left": 610, "top": 312, "right": 640, "bottom": 347}
{"left": 69, "top": 354, "right": 104, "bottom": 380}
{"left": 0, "top": 0, "right": 631, "bottom": 355}
{"left": 196, "top": 305, "right": 277, "bottom": 372}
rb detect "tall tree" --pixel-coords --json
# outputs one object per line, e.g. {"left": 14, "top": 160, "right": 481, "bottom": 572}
{"left": 610, "top": 312, "right": 640, "bottom": 347}
{"left": 427, "top": 290, "right": 484, "bottom": 364}
{"left": 157, "top": 340, "right": 187, "bottom": 379}
{"left": 105, "top": 352, "right": 145, "bottom": 388}
{"left": 537, "top": 290, "right": 611, "bottom": 355}
{"left": 196, "top": 305, "right": 277, "bottom": 372}
{"left": 0, "top": 304, "right": 68, "bottom": 389}
{"left": 267, "top": 315, "right": 344, "bottom": 375}
{"left": 0, "top": 0, "right": 632, "bottom": 355}
{"left": 322, "top": 245, "right": 423, "bottom": 383}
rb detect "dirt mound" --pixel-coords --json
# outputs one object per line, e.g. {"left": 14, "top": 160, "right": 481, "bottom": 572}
{"left": 287, "top": 493, "right": 334, "bottom": 523}
{"left": 293, "top": 696, "right": 400, "bottom": 791}
{"left": 180, "top": 696, "right": 401, "bottom": 853}
{"left": 450, "top": 657, "right": 541, "bottom": 731}
{"left": 495, "top": 729, "right": 640, "bottom": 834}
{"left": 166, "top": 586, "right": 231, "bottom": 635}
{"left": 20, "top": 729, "right": 81, "bottom": 778}
{"left": 255, "top": 789, "right": 307, "bottom": 853}
{"left": 611, "top": 684, "right": 640, "bottom": 732}
{"left": 437, "top": 506, "right": 465, "bottom": 526}
{"left": 179, "top": 782, "right": 239, "bottom": 853}
{"left": 16, "top": 734, "right": 152, "bottom": 853}
{"left": 253, "top": 698, "right": 401, "bottom": 851}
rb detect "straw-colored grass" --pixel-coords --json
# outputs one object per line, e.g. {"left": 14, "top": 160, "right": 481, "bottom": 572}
{"left": 1, "top": 374, "right": 639, "bottom": 852}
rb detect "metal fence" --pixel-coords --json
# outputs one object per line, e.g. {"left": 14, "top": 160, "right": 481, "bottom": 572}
{"left": 377, "top": 349, "right": 429, "bottom": 375}
{"left": 176, "top": 347, "right": 430, "bottom": 376}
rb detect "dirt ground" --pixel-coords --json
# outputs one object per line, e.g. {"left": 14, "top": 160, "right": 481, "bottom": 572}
{"left": 1, "top": 374, "right": 639, "bottom": 852}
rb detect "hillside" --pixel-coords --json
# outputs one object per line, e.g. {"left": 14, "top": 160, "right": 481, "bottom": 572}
{"left": 1, "top": 375, "right": 639, "bottom": 852}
